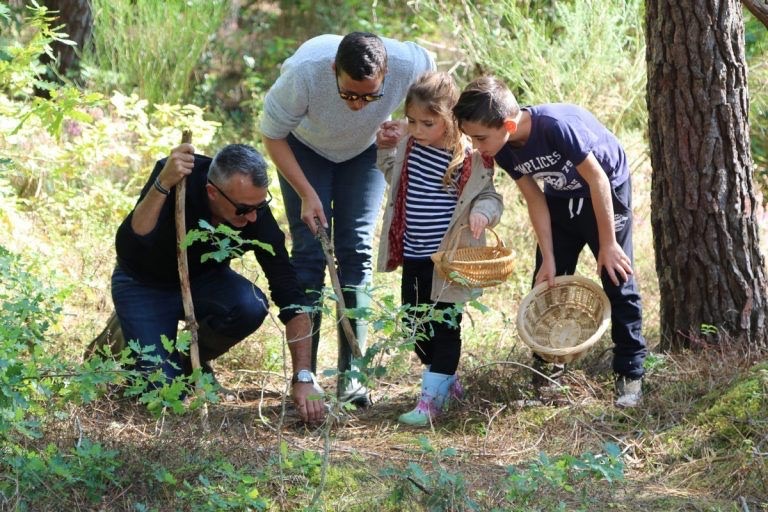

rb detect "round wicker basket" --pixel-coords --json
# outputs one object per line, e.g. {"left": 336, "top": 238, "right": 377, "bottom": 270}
{"left": 431, "top": 226, "right": 514, "bottom": 288}
{"left": 517, "top": 275, "right": 611, "bottom": 364}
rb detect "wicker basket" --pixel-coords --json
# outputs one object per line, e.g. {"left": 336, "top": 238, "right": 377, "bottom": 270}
{"left": 430, "top": 226, "right": 514, "bottom": 288}
{"left": 517, "top": 275, "right": 611, "bottom": 364}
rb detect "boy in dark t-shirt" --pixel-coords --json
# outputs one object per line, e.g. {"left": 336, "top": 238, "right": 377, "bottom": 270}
{"left": 453, "top": 76, "right": 646, "bottom": 407}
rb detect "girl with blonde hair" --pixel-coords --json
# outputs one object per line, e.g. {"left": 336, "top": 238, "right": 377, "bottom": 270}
{"left": 376, "top": 71, "right": 503, "bottom": 426}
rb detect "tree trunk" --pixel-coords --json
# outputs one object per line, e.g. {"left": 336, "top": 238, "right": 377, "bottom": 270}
{"left": 646, "top": 0, "right": 768, "bottom": 349}
{"left": 42, "top": 0, "right": 93, "bottom": 79}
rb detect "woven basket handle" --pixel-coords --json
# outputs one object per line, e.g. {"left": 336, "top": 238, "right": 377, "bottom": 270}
{"left": 443, "top": 225, "right": 504, "bottom": 261}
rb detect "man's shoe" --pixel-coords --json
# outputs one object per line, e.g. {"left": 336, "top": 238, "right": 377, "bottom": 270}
{"left": 201, "top": 361, "right": 238, "bottom": 401}
{"left": 615, "top": 375, "right": 643, "bottom": 408}
{"left": 339, "top": 380, "right": 371, "bottom": 408}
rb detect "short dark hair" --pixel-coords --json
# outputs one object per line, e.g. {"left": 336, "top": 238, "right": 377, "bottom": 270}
{"left": 452, "top": 76, "right": 520, "bottom": 129}
{"left": 335, "top": 32, "right": 387, "bottom": 80}
{"left": 208, "top": 144, "right": 269, "bottom": 188}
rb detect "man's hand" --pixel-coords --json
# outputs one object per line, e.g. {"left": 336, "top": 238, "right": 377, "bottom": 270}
{"left": 291, "top": 381, "right": 325, "bottom": 423}
{"left": 157, "top": 142, "right": 195, "bottom": 190}
{"left": 130, "top": 142, "right": 195, "bottom": 236}
{"left": 285, "top": 313, "right": 325, "bottom": 423}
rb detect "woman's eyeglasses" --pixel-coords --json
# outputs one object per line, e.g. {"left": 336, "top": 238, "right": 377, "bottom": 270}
{"left": 207, "top": 179, "right": 272, "bottom": 216}
{"left": 336, "top": 76, "right": 385, "bottom": 103}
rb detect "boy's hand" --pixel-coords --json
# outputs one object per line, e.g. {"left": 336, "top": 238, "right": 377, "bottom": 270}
{"left": 535, "top": 258, "right": 556, "bottom": 287}
{"left": 597, "top": 242, "right": 633, "bottom": 286}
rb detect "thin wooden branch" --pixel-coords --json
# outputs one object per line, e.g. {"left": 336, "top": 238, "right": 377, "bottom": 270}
{"left": 174, "top": 129, "right": 203, "bottom": 387}
{"left": 314, "top": 219, "right": 362, "bottom": 359}
{"left": 743, "top": 0, "right": 768, "bottom": 28}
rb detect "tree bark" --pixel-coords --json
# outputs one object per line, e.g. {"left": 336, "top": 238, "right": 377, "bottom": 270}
{"left": 742, "top": 0, "right": 768, "bottom": 27}
{"left": 42, "top": 0, "right": 93, "bottom": 79}
{"left": 646, "top": 0, "right": 768, "bottom": 349}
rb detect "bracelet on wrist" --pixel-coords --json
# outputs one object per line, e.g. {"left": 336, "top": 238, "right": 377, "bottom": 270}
{"left": 153, "top": 177, "right": 170, "bottom": 196}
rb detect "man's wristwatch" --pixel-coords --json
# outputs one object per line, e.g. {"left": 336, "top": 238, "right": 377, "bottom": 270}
{"left": 292, "top": 369, "right": 315, "bottom": 385}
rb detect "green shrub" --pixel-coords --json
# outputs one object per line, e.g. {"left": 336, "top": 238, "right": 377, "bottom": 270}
{"left": 382, "top": 436, "right": 481, "bottom": 512}
{"left": 4, "top": 440, "right": 122, "bottom": 507}
{"left": 0, "top": 245, "right": 63, "bottom": 441}
{"left": 501, "top": 443, "right": 624, "bottom": 511}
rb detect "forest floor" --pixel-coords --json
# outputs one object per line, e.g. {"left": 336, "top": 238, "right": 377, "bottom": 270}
{"left": 51, "top": 321, "right": 768, "bottom": 511}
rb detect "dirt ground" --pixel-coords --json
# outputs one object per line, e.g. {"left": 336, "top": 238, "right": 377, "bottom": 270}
{"left": 58, "top": 348, "right": 764, "bottom": 511}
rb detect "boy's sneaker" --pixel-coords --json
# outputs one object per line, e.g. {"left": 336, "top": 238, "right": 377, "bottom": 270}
{"left": 615, "top": 375, "right": 643, "bottom": 408}
{"left": 531, "top": 358, "right": 566, "bottom": 389}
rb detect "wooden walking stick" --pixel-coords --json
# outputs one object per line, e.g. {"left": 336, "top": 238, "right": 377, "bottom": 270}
{"left": 314, "top": 219, "right": 363, "bottom": 359}
{"left": 174, "top": 130, "right": 203, "bottom": 382}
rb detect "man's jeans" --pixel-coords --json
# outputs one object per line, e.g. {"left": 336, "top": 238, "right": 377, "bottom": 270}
{"left": 278, "top": 133, "right": 386, "bottom": 293}
{"left": 111, "top": 265, "right": 268, "bottom": 381}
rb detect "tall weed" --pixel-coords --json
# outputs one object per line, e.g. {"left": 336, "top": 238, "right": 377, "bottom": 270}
{"left": 82, "top": 0, "right": 228, "bottom": 107}
{"left": 745, "top": 10, "right": 768, "bottom": 192}
{"left": 415, "top": 0, "right": 647, "bottom": 135}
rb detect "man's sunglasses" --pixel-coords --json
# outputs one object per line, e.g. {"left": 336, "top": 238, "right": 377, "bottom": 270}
{"left": 336, "top": 76, "right": 385, "bottom": 103}
{"left": 207, "top": 179, "right": 272, "bottom": 216}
